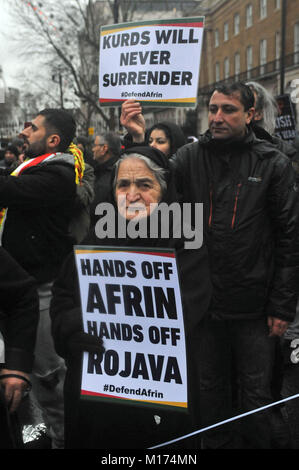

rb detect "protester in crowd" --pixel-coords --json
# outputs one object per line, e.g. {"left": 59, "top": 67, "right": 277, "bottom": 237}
{"left": 0, "top": 145, "right": 19, "bottom": 170}
{"left": 247, "top": 81, "right": 299, "bottom": 449}
{"left": 50, "top": 145, "right": 212, "bottom": 449}
{"left": 146, "top": 121, "right": 187, "bottom": 157}
{"left": 121, "top": 100, "right": 187, "bottom": 158}
{"left": 0, "top": 108, "right": 84, "bottom": 449}
{"left": 11, "top": 137, "right": 24, "bottom": 155}
{"left": 10, "top": 137, "right": 25, "bottom": 164}
{"left": 246, "top": 81, "right": 278, "bottom": 135}
{"left": 120, "top": 82, "right": 299, "bottom": 448}
{"left": 0, "top": 247, "right": 39, "bottom": 449}
{"left": 246, "top": 81, "right": 298, "bottom": 164}
{"left": 90, "top": 132, "right": 121, "bottom": 227}
{"left": 76, "top": 135, "right": 94, "bottom": 168}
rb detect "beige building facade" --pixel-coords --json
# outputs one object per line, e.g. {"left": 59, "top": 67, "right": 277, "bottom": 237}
{"left": 195, "top": 0, "right": 299, "bottom": 133}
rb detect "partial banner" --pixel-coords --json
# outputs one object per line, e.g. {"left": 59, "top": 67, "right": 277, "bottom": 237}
{"left": 99, "top": 17, "right": 204, "bottom": 107}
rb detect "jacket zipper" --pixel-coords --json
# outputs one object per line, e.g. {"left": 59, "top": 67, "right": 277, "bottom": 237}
{"left": 209, "top": 188, "right": 213, "bottom": 227}
{"left": 231, "top": 183, "right": 242, "bottom": 229}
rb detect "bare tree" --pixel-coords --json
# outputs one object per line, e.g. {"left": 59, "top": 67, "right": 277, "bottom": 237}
{"left": 3, "top": 0, "right": 139, "bottom": 132}
{"left": 4, "top": 0, "right": 203, "bottom": 132}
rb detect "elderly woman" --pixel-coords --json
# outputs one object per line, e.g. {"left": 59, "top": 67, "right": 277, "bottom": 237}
{"left": 50, "top": 146, "right": 211, "bottom": 449}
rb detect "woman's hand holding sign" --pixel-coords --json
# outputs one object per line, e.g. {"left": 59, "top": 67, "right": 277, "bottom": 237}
{"left": 120, "top": 100, "right": 146, "bottom": 143}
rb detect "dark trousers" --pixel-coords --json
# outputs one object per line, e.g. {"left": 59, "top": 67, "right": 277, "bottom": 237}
{"left": 280, "top": 338, "right": 299, "bottom": 448}
{"left": 0, "top": 389, "right": 23, "bottom": 449}
{"left": 196, "top": 315, "right": 275, "bottom": 449}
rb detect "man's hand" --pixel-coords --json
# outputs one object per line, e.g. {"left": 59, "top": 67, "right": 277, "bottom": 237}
{"left": 120, "top": 100, "right": 146, "bottom": 143}
{"left": 0, "top": 369, "right": 31, "bottom": 413}
{"left": 267, "top": 316, "right": 289, "bottom": 337}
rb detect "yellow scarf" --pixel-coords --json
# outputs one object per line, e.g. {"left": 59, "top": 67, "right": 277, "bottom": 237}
{"left": 68, "top": 142, "right": 85, "bottom": 185}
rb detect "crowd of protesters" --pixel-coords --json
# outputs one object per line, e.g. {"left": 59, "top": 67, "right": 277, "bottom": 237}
{"left": 0, "top": 81, "right": 299, "bottom": 450}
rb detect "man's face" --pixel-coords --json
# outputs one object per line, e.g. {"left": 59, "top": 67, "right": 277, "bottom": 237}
{"left": 20, "top": 115, "right": 49, "bottom": 158}
{"left": 4, "top": 150, "right": 17, "bottom": 164}
{"left": 92, "top": 136, "right": 108, "bottom": 163}
{"left": 208, "top": 91, "right": 254, "bottom": 140}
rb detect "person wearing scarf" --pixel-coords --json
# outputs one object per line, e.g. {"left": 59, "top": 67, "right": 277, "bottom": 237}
{"left": 0, "top": 109, "right": 87, "bottom": 449}
{"left": 50, "top": 145, "right": 212, "bottom": 449}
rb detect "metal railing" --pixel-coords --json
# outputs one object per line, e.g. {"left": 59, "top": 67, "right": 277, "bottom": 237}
{"left": 198, "top": 51, "right": 299, "bottom": 96}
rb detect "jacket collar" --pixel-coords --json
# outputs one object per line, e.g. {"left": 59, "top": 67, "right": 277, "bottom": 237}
{"left": 200, "top": 127, "right": 255, "bottom": 147}
{"left": 94, "top": 154, "right": 119, "bottom": 173}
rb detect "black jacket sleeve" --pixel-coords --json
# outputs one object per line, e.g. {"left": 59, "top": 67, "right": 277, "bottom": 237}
{"left": 0, "top": 248, "right": 39, "bottom": 372}
{"left": 50, "top": 253, "right": 83, "bottom": 359}
{"left": 265, "top": 156, "right": 299, "bottom": 321}
{"left": 0, "top": 164, "right": 76, "bottom": 208}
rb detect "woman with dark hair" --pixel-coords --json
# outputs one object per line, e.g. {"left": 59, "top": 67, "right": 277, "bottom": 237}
{"left": 121, "top": 100, "right": 187, "bottom": 158}
{"left": 50, "top": 145, "right": 211, "bottom": 449}
{"left": 146, "top": 121, "right": 187, "bottom": 157}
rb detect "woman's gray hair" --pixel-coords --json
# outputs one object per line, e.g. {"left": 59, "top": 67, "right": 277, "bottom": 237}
{"left": 113, "top": 153, "right": 167, "bottom": 194}
{"left": 246, "top": 81, "right": 278, "bottom": 134}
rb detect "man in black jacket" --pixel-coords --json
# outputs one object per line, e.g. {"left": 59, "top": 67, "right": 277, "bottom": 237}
{"left": 120, "top": 82, "right": 299, "bottom": 448}
{"left": 90, "top": 132, "right": 121, "bottom": 227}
{"left": 0, "top": 108, "right": 78, "bottom": 448}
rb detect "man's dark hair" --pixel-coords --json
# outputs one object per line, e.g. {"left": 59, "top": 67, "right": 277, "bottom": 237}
{"left": 76, "top": 135, "right": 90, "bottom": 149}
{"left": 5, "top": 144, "right": 19, "bottom": 157}
{"left": 38, "top": 109, "right": 76, "bottom": 152}
{"left": 100, "top": 132, "right": 121, "bottom": 158}
{"left": 214, "top": 82, "right": 255, "bottom": 111}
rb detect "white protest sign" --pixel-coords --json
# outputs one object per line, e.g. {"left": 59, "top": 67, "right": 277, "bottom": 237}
{"left": 74, "top": 246, "right": 188, "bottom": 411}
{"left": 99, "top": 17, "right": 204, "bottom": 107}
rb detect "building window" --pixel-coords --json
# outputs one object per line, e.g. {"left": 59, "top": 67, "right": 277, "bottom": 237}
{"left": 246, "top": 45, "right": 253, "bottom": 78}
{"left": 295, "top": 23, "right": 299, "bottom": 65}
{"left": 224, "top": 57, "right": 230, "bottom": 79}
{"left": 215, "top": 62, "right": 220, "bottom": 82}
{"left": 234, "top": 52, "right": 240, "bottom": 78}
{"left": 234, "top": 14, "right": 240, "bottom": 35}
{"left": 260, "top": 0, "right": 267, "bottom": 19}
{"left": 215, "top": 28, "right": 219, "bottom": 47}
{"left": 275, "top": 31, "right": 280, "bottom": 69}
{"left": 224, "top": 22, "right": 229, "bottom": 41}
{"left": 275, "top": 0, "right": 280, "bottom": 9}
{"left": 260, "top": 39, "right": 267, "bottom": 74}
{"left": 246, "top": 4, "right": 253, "bottom": 28}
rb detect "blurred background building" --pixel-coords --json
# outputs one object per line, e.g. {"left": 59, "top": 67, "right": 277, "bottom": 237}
{"left": 0, "top": 0, "right": 298, "bottom": 140}
{"left": 195, "top": 0, "right": 299, "bottom": 134}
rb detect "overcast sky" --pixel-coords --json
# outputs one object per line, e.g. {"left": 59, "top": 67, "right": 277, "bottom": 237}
{"left": 0, "top": 2, "right": 22, "bottom": 88}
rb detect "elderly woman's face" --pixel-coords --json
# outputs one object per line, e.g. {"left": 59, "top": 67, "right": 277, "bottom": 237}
{"left": 115, "top": 158, "right": 162, "bottom": 220}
